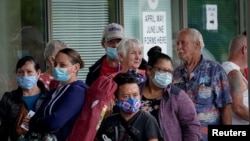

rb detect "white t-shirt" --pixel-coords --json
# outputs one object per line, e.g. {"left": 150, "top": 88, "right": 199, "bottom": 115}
{"left": 222, "top": 61, "right": 249, "bottom": 125}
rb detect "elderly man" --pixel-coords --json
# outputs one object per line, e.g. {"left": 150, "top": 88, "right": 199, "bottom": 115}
{"left": 172, "top": 28, "right": 232, "bottom": 141}
{"left": 222, "top": 35, "right": 249, "bottom": 125}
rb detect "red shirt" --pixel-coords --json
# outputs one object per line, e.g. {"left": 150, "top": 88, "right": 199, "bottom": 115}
{"left": 100, "top": 58, "right": 120, "bottom": 76}
{"left": 39, "top": 73, "right": 60, "bottom": 90}
{"left": 244, "top": 67, "right": 248, "bottom": 80}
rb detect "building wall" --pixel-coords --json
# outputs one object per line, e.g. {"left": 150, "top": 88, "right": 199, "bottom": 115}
{"left": 0, "top": 0, "right": 246, "bottom": 98}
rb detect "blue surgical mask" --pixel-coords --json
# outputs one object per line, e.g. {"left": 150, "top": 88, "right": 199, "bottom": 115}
{"left": 152, "top": 72, "right": 172, "bottom": 88}
{"left": 117, "top": 98, "right": 141, "bottom": 114}
{"left": 17, "top": 76, "right": 37, "bottom": 90}
{"left": 106, "top": 47, "right": 118, "bottom": 59}
{"left": 52, "top": 67, "right": 70, "bottom": 82}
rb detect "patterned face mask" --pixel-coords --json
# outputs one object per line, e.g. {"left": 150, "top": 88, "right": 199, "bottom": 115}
{"left": 117, "top": 98, "right": 141, "bottom": 114}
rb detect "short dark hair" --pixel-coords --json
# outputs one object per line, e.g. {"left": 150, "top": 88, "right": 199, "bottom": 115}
{"left": 15, "top": 56, "right": 40, "bottom": 73}
{"left": 113, "top": 73, "right": 138, "bottom": 98}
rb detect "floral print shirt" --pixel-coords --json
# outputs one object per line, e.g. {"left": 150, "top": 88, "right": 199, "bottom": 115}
{"left": 141, "top": 96, "right": 161, "bottom": 123}
{"left": 172, "top": 56, "right": 232, "bottom": 141}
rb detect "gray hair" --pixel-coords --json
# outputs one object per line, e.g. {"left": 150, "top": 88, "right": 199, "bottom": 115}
{"left": 178, "top": 28, "right": 205, "bottom": 50}
{"left": 44, "top": 40, "right": 68, "bottom": 60}
{"left": 117, "top": 37, "right": 144, "bottom": 57}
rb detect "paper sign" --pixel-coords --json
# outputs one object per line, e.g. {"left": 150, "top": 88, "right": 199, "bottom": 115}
{"left": 142, "top": 12, "right": 167, "bottom": 60}
{"left": 206, "top": 4, "right": 218, "bottom": 30}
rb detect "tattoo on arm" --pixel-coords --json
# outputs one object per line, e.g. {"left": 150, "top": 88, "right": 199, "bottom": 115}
{"left": 228, "top": 72, "right": 242, "bottom": 95}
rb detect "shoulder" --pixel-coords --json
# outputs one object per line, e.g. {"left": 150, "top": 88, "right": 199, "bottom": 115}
{"left": 163, "top": 84, "right": 183, "bottom": 98}
{"left": 137, "top": 110, "right": 157, "bottom": 121}
{"left": 167, "top": 85, "right": 190, "bottom": 102}
{"left": 68, "top": 80, "right": 89, "bottom": 92}
{"left": 102, "top": 113, "right": 120, "bottom": 124}
{"left": 228, "top": 69, "right": 241, "bottom": 77}
{"left": 71, "top": 80, "right": 88, "bottom": 87}
{"left": 201, "top": 58, "right": 217, "bottom": 66}
{"left": 169, "top": 84, "right": 182, "bottom": 95}
{"left": 227, "top": 70, "right": 242, "bottom": 83}
{"left": 37, "top": 80, "right": 49, "bottom": 95}
{"left": 136, "top": 111, "right": 159, "bottom": 129}
{"left": 201, "top": 59, "right": 227, "bottom": 75}
{"left": 1, "top": 89, "right": 20, "bottom": 101}
{"left": 89, "top": 55, "right": 106, "bottom": 70}
{"left": 221, "top": 61, "right": 240, "bottom": 74}
{"left": 0, "top": 90, "right": 22, "bottom": 112}
{"left": 203, "top": 59, "right": 223, "bottom": 68}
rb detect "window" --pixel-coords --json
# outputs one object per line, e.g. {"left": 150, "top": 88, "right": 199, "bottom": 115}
{"left": 50, "top": 0, "right": 110, "bottom": 81}
{"left": 0, "top": 0, "right": 46, "bottom": 97}
{"left": 123, "top": 0, "right": 173, "bottom": 61}
{"left": 187, "top": 0, "right": 239, "bottom": 63}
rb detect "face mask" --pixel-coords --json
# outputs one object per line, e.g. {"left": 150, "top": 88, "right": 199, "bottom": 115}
{"left": 17, "top": 76, "right": 37, "bottom": 90}
{"left": 106, "top": 47, "right": 118, "bottom": 59}
{"left": 152, "top": 72, "right": 172, "bottom": 88}
{"left": 117, "top": 98, "right": 141, "bottom": 114}
{"left": 52, "top": 67, "right": 70, "bottom": 82}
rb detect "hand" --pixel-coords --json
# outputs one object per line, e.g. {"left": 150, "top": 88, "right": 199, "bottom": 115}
{"left": 104, "top": 99, "right": 116, "bottom": 118}
{"left": 20, "top": 116, "right": 31, "bottom": 131}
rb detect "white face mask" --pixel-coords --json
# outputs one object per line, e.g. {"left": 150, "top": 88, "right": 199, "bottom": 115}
{"left": 152, "top": 72, "right": 172, "bottom": 88}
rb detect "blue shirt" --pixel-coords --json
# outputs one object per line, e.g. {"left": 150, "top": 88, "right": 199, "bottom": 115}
{"left": 23, "top": 93, "right": 41, "bottom": 111}
{"left": 172, "top": 56, "right": 232, "bottom": 141}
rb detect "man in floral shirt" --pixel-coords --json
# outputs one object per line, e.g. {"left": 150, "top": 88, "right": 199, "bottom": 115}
{"left": 172, "top": 28, "right": 232, "bottom": 141}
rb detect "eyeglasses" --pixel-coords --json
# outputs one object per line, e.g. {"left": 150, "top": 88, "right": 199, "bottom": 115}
{"left": 152, "top": 66, "right": 173, "bottom": 74}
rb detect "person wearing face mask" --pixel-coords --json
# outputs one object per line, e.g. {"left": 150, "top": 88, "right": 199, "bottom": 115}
{"left": 140, "top": 49, "right": 201, "bottom": 141}
{"left": 85, "top": 23, "right": 147, "bottom": 86}
{"left": 106, "top": 37, "right": 147, "bottom": 116}
{"left": 95, "top": 73, "right": 163, "bottom": 141}
{"left": 27, "top": 48, "right": 88, "bottom": 141}
{"left": 39, "top": 39, "right": 68, "bottom": 90}
{"left": 0, "top": 56, "right": 48, "bottom": 141}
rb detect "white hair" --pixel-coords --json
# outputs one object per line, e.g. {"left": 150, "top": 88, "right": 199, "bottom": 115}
{"left": 44, "top": 40, "right": 68, "bottom": 59}
{"left": 177, "top": 28, "right": 205, "bottom": 51}
{"left": 117, "top": 37, "right": 144, "bottom": 57}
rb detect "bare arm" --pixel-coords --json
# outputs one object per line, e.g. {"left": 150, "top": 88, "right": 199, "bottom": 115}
{"left": 228, "top": 70, "right": 249, "bottom": 121}
{"left": 221, "top": 104, "right": 232, "bottom": 124}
